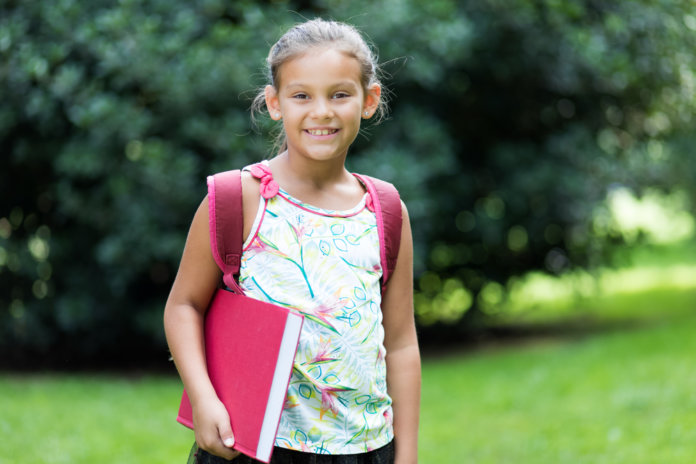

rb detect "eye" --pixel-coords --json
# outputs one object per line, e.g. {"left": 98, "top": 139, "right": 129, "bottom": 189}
{"left": 292, "top": 93, "right": 309, "bottom": 100}
{"left": 333, "top": 92, "right": 350, "bottom": 99}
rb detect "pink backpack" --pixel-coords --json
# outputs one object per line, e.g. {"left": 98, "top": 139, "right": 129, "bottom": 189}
{"left": 207, "top": 169, "right": 402, "bottom": 292}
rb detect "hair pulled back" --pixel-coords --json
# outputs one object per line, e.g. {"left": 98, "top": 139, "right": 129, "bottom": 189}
{"left": 252, "top": 18, "right": 388, "bottom": 153}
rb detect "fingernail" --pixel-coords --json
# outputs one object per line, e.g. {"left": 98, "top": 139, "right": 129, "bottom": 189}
{"left": 224, "top": 438, "right": 234, "bottom": 447}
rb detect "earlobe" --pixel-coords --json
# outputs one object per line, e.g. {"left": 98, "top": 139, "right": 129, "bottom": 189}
{"left": 363, "top": 83, "right": 382, "bottom": 119}
{"left": 264, "top": 85, "right": 281, "bottom": 120}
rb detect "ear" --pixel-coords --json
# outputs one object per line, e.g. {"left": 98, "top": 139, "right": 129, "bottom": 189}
{"left": 362, "top": 83, "right": 382, "bottom": 119}
{"left": 265, "top": 85, "right": 282, "bottom": 120}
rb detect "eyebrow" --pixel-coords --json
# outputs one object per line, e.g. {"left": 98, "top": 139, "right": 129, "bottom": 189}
{"left": 285, "top": 81, "right": 360, "bottom": 91}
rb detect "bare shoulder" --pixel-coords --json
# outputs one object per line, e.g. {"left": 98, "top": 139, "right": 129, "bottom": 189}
{"left": 241, "top": 169, "right": 261, "bottom": 193}
{"left": 398, "top": 200, "right": 411, "bottom": 246}
{"left": 165, "top": 194, "right": 221, "bottom": 314}
{"left": 241, "top": 170, "right": 261, "bottom": 240}
{"left": 190, "top": 195, "right": 210, "bottom": 236}
{"left": 400, "top": 200, "right": 409, "bottom": 219}
{"left": 396, "top": 200, "right": 413, "bottom": 269}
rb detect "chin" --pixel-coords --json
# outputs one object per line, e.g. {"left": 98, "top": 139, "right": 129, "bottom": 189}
{"left": 294, "top": 147, "right": 349, "bottom": 162}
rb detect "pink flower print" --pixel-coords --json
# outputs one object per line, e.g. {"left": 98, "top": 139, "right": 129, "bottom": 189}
{"left": 376, "top": 346, "right": 386, "bottom": 363}
{"left": 288, "top": 299, "right": 338, "bottom": 333}
{"left": 307, "top": 292, "right": 350, "bottom": 329}
{"left": 249, "top": 163, "right": 279, "bottom": 199}
{"left": 308, "top": 337, "right": 337, "bottom": 365}
{"left": 284, "top": 394, "right": 300, "bottom": 410}
{"left": 248, "top": 234, "right": 287, "bottom": 258}
{"left": 383, "top": 408, "right": 393, "bottom": 426}
{"left": 319, "top": 387, "right": 342, "bottom": 420}
{"left": 298, "top": 441, "right": 312, "bottom": 453}
{"left": 306, "top": 301, "right": 340, "bottom": 333}
{"left": 288, "top": 219, "right": 308, "bottom": 244}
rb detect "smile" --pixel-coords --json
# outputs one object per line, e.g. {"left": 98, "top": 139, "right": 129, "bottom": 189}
{"left": 306, "top": 129, "right": 338, "bottom": 136}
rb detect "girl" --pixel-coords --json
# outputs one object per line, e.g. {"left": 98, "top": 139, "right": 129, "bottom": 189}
{"left": 164, "top": 18, "right": 421, "bottom": 464}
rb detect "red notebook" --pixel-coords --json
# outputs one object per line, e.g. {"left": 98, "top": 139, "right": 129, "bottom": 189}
{"left": 177, "top": 288, "right": 304, "bottom": 463}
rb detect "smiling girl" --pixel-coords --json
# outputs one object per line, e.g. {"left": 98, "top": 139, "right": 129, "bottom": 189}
{"left": 164, "top": 18, "right": 421, "bottom": 464}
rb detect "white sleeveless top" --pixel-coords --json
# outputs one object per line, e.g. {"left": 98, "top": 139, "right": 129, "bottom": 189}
{"left": 238, "top": 163, "right": 394, "bottom": 454}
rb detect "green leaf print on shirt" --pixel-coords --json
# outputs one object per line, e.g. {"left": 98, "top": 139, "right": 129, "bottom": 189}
{"left": 250, "top": 277, "right": 340, "bottom": 333}
{"left": 251, "top": 232, "right": 315, "bottom": 298}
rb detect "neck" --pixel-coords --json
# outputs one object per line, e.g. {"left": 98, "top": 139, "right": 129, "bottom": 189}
{"left": 269, "top": 151, "right": 351, "bottom": 190}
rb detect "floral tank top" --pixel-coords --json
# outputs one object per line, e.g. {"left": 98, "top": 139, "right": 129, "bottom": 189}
{"left": 238, "top": 163, "right": 394, "bottom": 454}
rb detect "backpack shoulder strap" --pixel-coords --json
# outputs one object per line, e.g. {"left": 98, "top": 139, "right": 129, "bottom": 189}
{"left": 207, "top": 169, "right": 243, "bottom": 291}
{"left": 354, "top": 174, "right": 403, "bottom": 290}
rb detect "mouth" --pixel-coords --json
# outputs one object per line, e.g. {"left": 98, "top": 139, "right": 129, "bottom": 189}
{"left": 305, "top": 129, "right": 339, "bottom": 136}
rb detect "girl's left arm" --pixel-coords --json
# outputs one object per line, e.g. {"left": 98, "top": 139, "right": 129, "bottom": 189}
{"left": 382, "top": 201, "right": 421, "bottom": 464}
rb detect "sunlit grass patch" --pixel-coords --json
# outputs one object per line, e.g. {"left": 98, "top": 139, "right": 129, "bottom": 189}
{"left": 0, "top": 374, "right": 192, "bottom": 463}
{"left": 420, "top": 308, "right": 696, "bottom": 463}
{"left": 487, "top": 243, "right": 696, "bottom": 324}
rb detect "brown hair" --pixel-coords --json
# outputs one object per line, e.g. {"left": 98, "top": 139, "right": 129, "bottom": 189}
{"left": 251, "top": 18, "right": 388, "bottom": 153}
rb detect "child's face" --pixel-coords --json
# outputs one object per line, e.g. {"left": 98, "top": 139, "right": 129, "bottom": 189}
{"left": 265, "top": 47, "right": 380, "bottom": 163}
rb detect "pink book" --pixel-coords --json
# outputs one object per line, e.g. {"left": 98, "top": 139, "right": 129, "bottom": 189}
{"left": 177, "top": 288, "right": 304, "bottom": 463}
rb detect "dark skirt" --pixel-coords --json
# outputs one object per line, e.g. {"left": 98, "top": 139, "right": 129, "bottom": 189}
{"left": 189, "top": 441, "right": 394, "bottom": 464}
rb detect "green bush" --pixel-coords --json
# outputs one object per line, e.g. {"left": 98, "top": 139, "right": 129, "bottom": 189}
{"left": 2, "top": 0, "right": 695, "bottom": 363}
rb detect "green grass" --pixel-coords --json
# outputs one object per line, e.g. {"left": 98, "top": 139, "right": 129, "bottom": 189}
{"left": 421, "top": 311, "right": 696, "bottom": 462}
{"left": 0, "top": 374, "right": 193, "bottom": 463}
{"left": 2, "top": 269, "right": 696, "bottom": 462}
{"left": 494, "top": 243, "right": 696, "bottom": 326}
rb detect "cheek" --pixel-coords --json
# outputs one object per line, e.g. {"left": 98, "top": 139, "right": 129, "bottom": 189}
{"left": 341, "top": 102, "right": 364, "bottom": 119}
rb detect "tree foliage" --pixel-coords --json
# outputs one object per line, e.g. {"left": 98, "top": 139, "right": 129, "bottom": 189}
{"left": 1, "top": 0, "right": 695, "bottom": 364}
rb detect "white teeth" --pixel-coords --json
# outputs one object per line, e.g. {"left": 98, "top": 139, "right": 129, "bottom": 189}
{"left": 308, "top": 129, "right": 335, "bottom": 135}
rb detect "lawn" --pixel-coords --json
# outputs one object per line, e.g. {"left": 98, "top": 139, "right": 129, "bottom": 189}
{"left": 421, "top": 290, "right": 696, "bottom": 463}
{"left": 2, "top": 274, "right": 695, "bottom": 463}
{"left": 0, "top": 374, "right": 193, "bottom": 463}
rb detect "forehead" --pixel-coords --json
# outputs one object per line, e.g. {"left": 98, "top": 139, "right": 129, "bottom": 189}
{"left": 278, "top": 47, "right": 363, "bottom": 89}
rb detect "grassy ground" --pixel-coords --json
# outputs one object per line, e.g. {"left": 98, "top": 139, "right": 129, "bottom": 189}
{"left": 0, "top": 374, "right": 193, "bottom": 463}
{"left": 421, "top": 290, "right": 696, "bottom": 463}
{"left": 2, "top": 247, "right": 695, "bottom": 463}
{"left": 3, "top": 300, "right": 695, "bottom": 463}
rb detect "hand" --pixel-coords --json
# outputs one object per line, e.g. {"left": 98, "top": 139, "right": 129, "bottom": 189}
{"left": 193, "top": 396, "right": 241, "bottom": 461}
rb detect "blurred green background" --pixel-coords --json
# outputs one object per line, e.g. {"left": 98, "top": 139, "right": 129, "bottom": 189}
{"left": 1, "top": 0, "right": 696, "bottom": 462}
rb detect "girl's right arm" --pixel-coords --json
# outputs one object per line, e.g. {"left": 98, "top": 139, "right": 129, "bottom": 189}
{"left": 163, "top": 196, "right": 239, "bottom": 460}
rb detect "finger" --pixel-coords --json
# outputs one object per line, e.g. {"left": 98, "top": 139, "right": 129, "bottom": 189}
{"left": 199, "top": 437, "right": 238, "bottom": 461}
{"left": 195, "top": 432, "right": 236, "bottom": 460}
{"left": 219, "top": 422, "right": 235, "bottom": 449}
{"left": 213, "top": 445, "right": 239, "bottom": 461}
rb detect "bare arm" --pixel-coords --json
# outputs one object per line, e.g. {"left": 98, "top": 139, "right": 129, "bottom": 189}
{"left": 382, "top": 202, "right": 421, "bottom": 464}
{"left": 164, "top": 172, "right": 260, "bottom": 459}
{"left": 163, "top": 196, "right": 242, "bottom": 459}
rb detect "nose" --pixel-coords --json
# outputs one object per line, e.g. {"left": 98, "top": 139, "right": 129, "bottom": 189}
{"left": 310, "top": 97, "right": 334, "bottom": 119}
